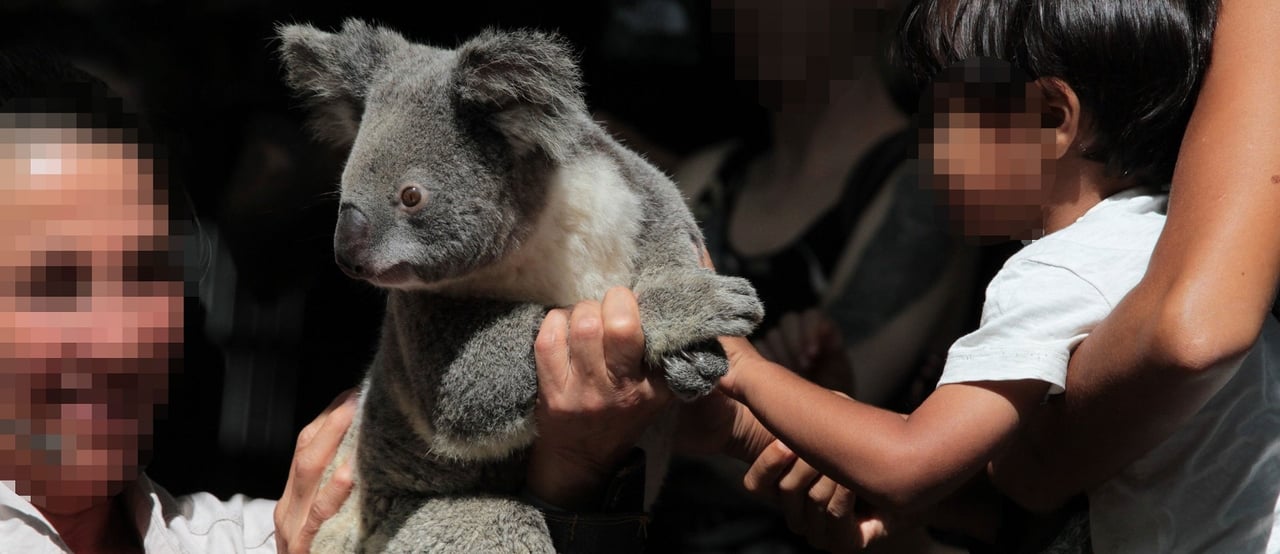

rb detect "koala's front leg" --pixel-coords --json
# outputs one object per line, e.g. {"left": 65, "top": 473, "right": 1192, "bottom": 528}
{"left": 634, "top": 268, "right": 764, "bottom": 399}
{"left": 391, "top": 293, "right": 548, "bottom": 461}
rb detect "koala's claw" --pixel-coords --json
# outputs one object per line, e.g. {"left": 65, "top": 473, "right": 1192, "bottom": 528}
{"left": 637, "top": 269, "right": 764, "bottom": 367}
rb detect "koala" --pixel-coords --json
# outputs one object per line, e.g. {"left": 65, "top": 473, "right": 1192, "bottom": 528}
{"left": 278, "top": 19, "right": 763, "bottom": 553}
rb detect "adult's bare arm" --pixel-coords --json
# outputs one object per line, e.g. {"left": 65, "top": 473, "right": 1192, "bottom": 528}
{"left": 992, "top": 0, "right": 1280, "bottom": 511}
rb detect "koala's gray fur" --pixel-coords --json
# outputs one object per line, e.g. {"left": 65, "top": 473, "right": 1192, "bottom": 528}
{"left": 278, "top": 19, "right": 763, "bottom": 553}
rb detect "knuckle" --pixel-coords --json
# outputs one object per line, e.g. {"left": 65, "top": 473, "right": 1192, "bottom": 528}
{"left": 332, "top": 468, "right": 354, "bottom": 490}
{"left": 307, "top": 501, "right": 331, "bottom": 527}
{"left": 534, "top": 331, "right": 559, "bottom": 356}
{"left": 295, "top": 426, "right": 318, "bottom": 452}
{"left": 571, "top": 314, "right": 603, "bottom": 340}
{"left": 295, "top": 453, "right": 323, "bottom": 475}
{"left": 603, "top": 315, "right": 642, "bottom": 344}
{"left": 580, "top": 397, "right": 609, "bottom": 414}
{"left": 273, "top": 504, "right": 287, "bottom": 530}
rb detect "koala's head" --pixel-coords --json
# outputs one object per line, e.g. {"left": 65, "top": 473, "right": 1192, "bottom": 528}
{"left": 277, "top": 20, "right": 587, "bottom": 288}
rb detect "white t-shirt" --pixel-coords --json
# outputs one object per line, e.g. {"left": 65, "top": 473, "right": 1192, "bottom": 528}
{"left": 937, "top": 188, "right": 1280, "bottom": 553}
{"left": 1, "top": 474, "right": 277, "bottom": 553}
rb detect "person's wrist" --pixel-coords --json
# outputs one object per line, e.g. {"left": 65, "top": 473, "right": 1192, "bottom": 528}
{"left": 524, "top": 445, "right": 614, "bottom": 509}
{"left": 526, "top": 444, "right": 620, "bottom": 510}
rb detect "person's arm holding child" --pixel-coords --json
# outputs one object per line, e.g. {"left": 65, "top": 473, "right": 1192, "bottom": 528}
{"left": 990, "top": 0, "right": 1280, "bottom": 511}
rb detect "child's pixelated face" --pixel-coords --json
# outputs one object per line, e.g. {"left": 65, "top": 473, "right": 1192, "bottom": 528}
{"left": 919, "top": 80, "right": 1059, "bottom": 240}
{"left": 0, "top": 115, "right": 181, "bottom": 514}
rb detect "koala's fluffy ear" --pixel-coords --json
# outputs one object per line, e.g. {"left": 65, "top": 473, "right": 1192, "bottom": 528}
{"left": 454, "top": 29, "right": 587, "bottom": 161}
{"left": 277, "top": 19, "right": 404, "bottom": 148}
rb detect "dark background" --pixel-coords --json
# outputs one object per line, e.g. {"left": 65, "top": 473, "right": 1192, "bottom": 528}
{"left": 0, "top": 0, "right": 772, "bottom": 500}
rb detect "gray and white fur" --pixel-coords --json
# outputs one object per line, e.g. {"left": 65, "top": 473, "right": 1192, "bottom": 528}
{"left": 277, "top": 19, "right": 764, "bottom": 553}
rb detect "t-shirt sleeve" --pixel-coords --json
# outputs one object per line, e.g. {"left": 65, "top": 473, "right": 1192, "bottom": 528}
{"left": 938, "top": 259, "right": 1111, "bottom": 394}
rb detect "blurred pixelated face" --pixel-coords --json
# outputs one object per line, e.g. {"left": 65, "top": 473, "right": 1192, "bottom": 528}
{"left": 919, "top": 81, "right": 1057, "bottom": 239}
{"left": 713, "top": 0, "right": 896, "bottom": 108}
{"left": 0, "top": 115, "right": 180, "bottom": 514}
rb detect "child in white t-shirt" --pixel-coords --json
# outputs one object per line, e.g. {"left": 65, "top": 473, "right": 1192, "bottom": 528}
{"left": 717, "top": 0, "right": 1280, "bottom": 551}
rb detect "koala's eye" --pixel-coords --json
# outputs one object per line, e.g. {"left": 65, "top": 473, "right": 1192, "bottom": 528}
{"left": 400, "top": 185, "right": 423, "bottom": 209}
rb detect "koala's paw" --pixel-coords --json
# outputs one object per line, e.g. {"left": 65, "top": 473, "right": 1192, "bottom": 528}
{"left": 637, "top": 270, "right": 764, "bottom": 358}
{"left": 701, "top": 274, "right": 765, "bottom": 337}
{"left": 662, "top": 339, "right": 729, "bottom": 401}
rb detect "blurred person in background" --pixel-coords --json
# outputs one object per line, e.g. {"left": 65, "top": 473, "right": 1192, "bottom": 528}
{"left": 674, "top": 0, "right": 983, "bottom": 411}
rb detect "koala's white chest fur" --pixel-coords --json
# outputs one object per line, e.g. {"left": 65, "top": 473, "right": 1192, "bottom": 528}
{"left": 428, "top": 153, "right": 643, "bottom": 305}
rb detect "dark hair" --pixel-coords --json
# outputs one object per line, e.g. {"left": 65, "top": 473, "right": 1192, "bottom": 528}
{"left": 1, "top": 48, "right": 144, "bottom": 133}
{"left": 0, "top": 47, "right": 194, "bottom": 284}
{"left": 893, "top": 0, "right": 1219, "bottom": 186}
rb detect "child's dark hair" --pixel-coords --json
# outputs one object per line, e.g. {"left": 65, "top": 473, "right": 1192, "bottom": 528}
{"left": 893, "top": 0, "right": 1220, "bottom": 186}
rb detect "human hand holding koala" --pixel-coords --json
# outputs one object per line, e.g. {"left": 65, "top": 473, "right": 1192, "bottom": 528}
{"left": 277, "top": 19, "right": 762, "bottom": 553}
{"left": 527, "top": 288, "right": 674, "bottom": 510}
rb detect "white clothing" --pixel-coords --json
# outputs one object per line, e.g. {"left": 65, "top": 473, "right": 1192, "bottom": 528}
{"left": 938, "top": 188, "right": 1280, "bottom": 552}
{"left": 1, "top": 474, "right": 276, "bottom": 553}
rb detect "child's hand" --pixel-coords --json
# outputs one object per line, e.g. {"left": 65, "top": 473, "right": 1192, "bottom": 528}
{"left": 754, "top": 309, "right": 855, "bottom": 394}
{"left": 744, "top": 440, "right": 893, "bottom": 552}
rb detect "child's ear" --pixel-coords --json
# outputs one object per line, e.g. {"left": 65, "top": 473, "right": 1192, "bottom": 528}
{"left": 1035, "top": 78, "right": 1083, "bottom": 160}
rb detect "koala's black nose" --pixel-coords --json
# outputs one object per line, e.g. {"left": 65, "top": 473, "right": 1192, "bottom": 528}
{"left": 335, "top": 203, "right": 372, "bottom": 279}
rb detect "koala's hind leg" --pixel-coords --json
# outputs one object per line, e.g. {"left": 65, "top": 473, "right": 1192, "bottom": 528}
{"left": 634, "top": 268, "right": 764, "bottom": 399}
{"left": 371, "top": 495, "right": 554, "bottom": 553}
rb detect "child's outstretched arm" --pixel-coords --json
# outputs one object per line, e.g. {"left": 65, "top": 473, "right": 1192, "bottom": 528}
{"left": 991, "top": 0, "right": 1280, "bottom": 512}
{"left": 719, "top": 336, "right": 1048, "bottom": 513}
